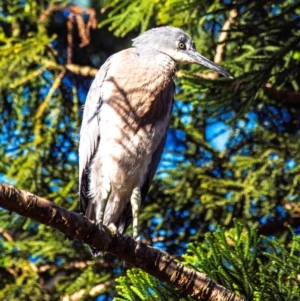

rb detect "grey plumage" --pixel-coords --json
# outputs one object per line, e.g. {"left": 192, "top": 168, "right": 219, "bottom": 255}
{"left": 78, "top": 26, "right": 232, "bottom": 256}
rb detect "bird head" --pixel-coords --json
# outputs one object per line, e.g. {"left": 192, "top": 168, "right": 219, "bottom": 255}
{"left": 132, "top": 26, "right": 233, "bottom": 78}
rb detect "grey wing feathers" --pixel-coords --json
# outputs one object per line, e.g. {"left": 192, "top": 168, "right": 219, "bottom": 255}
{"left": 79, "top": 58, "right": 112, "bottom": 213}
{"left": 141, "top": 134, "right": 168, "bottom": 201}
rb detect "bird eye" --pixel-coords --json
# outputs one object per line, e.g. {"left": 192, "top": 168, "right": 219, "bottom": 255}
{"left": 178, "top": 42, "right": 186, "bottom": 50}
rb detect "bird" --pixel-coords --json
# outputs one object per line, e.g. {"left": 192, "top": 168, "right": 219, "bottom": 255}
{"left": 78, "top": 26, "right": 232, "bottom": 256}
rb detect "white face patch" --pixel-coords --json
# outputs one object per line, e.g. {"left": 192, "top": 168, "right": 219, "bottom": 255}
{"left": 164, "top": 48, "right": 196, "bottom": 64}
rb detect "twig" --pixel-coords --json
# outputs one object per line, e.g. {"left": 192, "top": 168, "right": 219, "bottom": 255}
{"left": 0, "top": 228, "right": 13, "bottom": 241}
{"left": 263, "top": 82, "right": 300, "bottom": 104}
{"left": 37, "top": 258, "right": 118, "bottom": 273}
{"left": 195, "top": 8, "right": 237, "bottom": 79}
{"left": 39, "top": 5, "right": 97, "bottom": 63}
{"left": 60, "top": 279, "right": 115, "bottom": 301}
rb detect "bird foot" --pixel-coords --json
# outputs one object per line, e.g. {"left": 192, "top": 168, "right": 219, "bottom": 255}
{"left": 134, "top": 236, "right": 141, "bottom": 243}
{"left": 108, "top": 223, "right": 118, "bottom": 235}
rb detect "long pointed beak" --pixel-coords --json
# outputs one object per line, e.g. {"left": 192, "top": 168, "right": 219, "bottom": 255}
{"left": 188, "top": 49, "right": 233, "bottom": 79}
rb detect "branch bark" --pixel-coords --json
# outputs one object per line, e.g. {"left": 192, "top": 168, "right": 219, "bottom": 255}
{"left": 263, "top": 83, "right": 300, "bottom": 104}
{"left": 258, "top": 215, "right": 300, "bottom": 236}
{"left": 258, "top": 202, "right": 300, "bottom": 235}
{"left": 0, "top": 183, "right": 245, "bottom": 301}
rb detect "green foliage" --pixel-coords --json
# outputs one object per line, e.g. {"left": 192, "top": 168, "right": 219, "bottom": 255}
{"left": 115, "top": 222, "right": 300, "bottom": 301}
{"left": 99, "top": 0, "right": 157, "bottom": 36}
{"left": 183, "top": 221, "right": 259, "bottom": 298}
{"left": 115, "top": 268, "right": 191, "bottom": 301}
{"left": 183, "top": 222, "right": 300, "bottom": 301}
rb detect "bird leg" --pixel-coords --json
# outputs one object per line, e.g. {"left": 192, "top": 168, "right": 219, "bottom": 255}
{"left": 130, "top": 186, "right": 141, "bottom": 240}
{"left": 96, "top": 180, "right": 111, "bottom": 228}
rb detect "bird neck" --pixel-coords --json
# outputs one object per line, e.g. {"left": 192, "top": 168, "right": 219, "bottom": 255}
{"left": 126, "top": 49, "right": 175, "bottom": 126}
{"left": 138, "top": 48, "right": 176, "bottom": 79}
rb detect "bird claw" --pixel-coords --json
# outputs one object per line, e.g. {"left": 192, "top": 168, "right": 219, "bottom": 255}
{"left": 108, "top": 223, "right": 118, "bottom": 235}
{"left": 134, "top": 236, "right": 141, "bottom": 243}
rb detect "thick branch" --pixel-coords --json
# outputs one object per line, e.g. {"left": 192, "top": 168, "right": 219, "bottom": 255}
{"left": 0, "top": 183, "right": 245, "bottom": 301}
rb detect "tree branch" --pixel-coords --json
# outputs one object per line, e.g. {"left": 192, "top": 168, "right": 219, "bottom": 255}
{"left": 263, "top": 83, "right": 300, "bottom": 104}
{"left": 0, "top": 183, "right": 245, "bottom": 301}
{"left": 258, "top": 215, "right": 300, "bottom": 236}
{"left": 194, "top": 8, "right": 237, "bottom": 80}
{"left": 60, "top": 279, "right": 115, "bottom": 301}
{"left": 258, "top": 202, "right": 300, "bottom": 235}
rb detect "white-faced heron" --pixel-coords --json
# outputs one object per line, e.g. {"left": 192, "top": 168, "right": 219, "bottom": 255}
{"left": 79, "top": 26, "right": 232, "bottom": 255}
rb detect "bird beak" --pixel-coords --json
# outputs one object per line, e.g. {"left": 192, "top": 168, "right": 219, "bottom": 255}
{"left": 188, "top": 49, "right": 233, "bottom": 79}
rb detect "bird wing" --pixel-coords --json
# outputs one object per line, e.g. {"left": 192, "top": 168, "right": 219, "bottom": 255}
{"left": 78, "top": 57, "right": 112, "bottom": 213}
{"left": 141, "top": 133, "right": 168, "bottom": 201}
{"left": 140, "top": 81, "right": 175, "bottom": 202}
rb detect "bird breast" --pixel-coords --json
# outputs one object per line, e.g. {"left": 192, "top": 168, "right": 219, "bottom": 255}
{"left": 97, "top": 48, "right": 175, "bottom": 191}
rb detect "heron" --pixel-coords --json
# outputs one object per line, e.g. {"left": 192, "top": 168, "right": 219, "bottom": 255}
{"left": 79, "top": 26, "right": 232, "bottom": 256}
